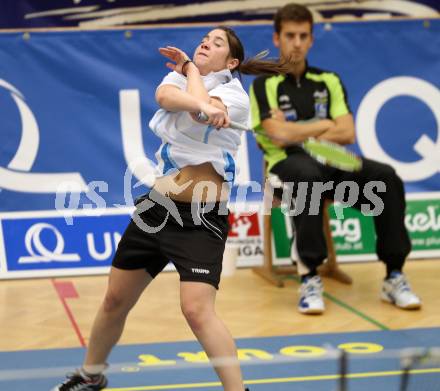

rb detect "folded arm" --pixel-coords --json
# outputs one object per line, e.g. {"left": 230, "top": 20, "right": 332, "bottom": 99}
{"left": 316, "top": 113, "right": 355, "bottom": 145}
{"left": 261, "top": 116, "right": 333, "bottom": 147}
{"left": 261, "top": 110, "right": 355, "bottom": 147}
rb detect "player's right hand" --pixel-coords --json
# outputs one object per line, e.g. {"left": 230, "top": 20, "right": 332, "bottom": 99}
{"left": 198, "top": 102, "right": 231, "bottom": 129}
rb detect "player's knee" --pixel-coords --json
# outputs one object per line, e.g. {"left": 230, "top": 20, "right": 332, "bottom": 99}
{"left": 102, "top": 291, "right": 128, "bottom": 315}
{"left": 181, "top": 301, "right": 211, "bottom": 330}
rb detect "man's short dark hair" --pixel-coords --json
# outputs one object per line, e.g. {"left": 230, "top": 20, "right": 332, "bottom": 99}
{"left": 274, "top": 3, "right": 314, "bottom": 34}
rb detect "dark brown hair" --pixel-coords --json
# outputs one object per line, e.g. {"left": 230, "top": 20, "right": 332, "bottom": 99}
{"left": 273, "top": 3, "right": 314, "bottom": 34}
{"left": 216, "top": 26, "right": 289, "bottom": 76}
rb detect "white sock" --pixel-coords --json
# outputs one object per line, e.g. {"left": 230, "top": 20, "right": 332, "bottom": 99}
{"left": 82, "top": 364, "right": 108, "bottom": 376}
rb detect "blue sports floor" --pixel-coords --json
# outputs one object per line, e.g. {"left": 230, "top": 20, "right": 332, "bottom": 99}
{"left": 1, "top": 327, "right": 439, "bottom": 391}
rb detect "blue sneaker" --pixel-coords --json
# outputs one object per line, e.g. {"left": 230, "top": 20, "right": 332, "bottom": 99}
{"left": 298, "top": 275, "right": 325, "bottom": 314}
{"left": 381, "top": 272, "right": 421, "bottom": 310}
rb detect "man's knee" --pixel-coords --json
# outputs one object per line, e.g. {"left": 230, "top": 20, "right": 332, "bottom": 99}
{"left": 286, "top": 169, "right": 323, "bottom": 184}
{"left": 368, "top": 161, "right": 399, "bottom": 182}
{"left": 273, "top": 158, "right": 323, "bottom": 182}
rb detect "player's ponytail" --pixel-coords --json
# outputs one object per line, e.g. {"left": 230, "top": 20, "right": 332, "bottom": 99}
{"left": 217, "top": 26, "right": 290, "bottom": 76}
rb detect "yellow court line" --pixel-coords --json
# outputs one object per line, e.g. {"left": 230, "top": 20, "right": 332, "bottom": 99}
{"left": 105, "top": 367, "right": 440, "bottom": 390}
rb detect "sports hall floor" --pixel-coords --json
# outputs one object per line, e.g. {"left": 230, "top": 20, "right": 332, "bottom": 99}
{"left": 0, "top": 260, "right": 439, "bottom": 390}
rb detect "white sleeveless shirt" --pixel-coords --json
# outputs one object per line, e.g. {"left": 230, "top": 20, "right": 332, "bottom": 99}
{"left": 149, "top": 69, "right": 249, "bottom": 184}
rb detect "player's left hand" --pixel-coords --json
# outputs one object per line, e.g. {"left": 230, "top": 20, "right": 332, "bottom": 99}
{"left": 158, "top": 46, "right": 192, "bottom": 75}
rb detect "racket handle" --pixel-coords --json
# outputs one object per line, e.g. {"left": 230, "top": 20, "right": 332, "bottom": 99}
{"left": 197, "top": 112, "right": 249, "bottom": 131}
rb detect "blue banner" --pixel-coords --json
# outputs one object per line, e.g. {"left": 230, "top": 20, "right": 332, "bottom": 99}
{"left": 2, "top": 213, "right": 130, "bottom": 272}
{"left": 0, "top": 20, "right": 439, "bottom": 277}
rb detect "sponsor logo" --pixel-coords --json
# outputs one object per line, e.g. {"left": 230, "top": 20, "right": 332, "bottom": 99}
{"left": 2, "top": 214, "right": 129, "bottom": 271}
{"left": 18, "top": 223, "right": 80, "bottom": 264}
{"left": 356, "top": 77, "right": 440, "bottom": 182}
{"left": 279, "top": 94, "right": 290, "bottom": 103}
{"left": 0, "top": 79, "right": 87, "bottom": 193}
{"left": 272, "top": 206, "right": 376, "bottom": 259}
{"left": 313, "top": 90, "right": 328, "bottom": 100}
{"left": 314, "top": 102, "right": 328, "bottom": 119}
{"left": 283, "top": 109, "right": 298, "bottom": 121}
{"left": 405, "top": 200, "right": 440, "bottom": 250}
{"left": 228, "top": 213, "right": 260, "bottom": 238}
{"left": 405, "top": 205, "right": 440, "bottom": 232}
{"left": 227, "top": 211, "right": 263, "bottom": 261}
{"left": 279, "top": 94, "right": 294, "bottom": 112}
{"left": 330, "top": 218, "right": 362, "bottom": 243}
{"left": 191, "top": 268, "right": 210, "bottom": 274}
{"left": 314, "top": 90, "right": 328, "bottom": 118}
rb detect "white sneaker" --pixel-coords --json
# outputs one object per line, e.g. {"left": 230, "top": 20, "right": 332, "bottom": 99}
{"left": 298, "top": 275, "right": 325, "bottom": 314}
{"left": 381, "top": 272, "right": 422, "bottom": 310}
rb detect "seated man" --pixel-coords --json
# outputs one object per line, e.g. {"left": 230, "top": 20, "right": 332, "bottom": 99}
{"left": 250, "top": 3, "right": 421, "bottom": 314}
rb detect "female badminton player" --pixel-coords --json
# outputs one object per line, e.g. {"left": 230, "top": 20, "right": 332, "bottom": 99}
{"left": 52, "top": 26, "right": 287, "bottom": 391}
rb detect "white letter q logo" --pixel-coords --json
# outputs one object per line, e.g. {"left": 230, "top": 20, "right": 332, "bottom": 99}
{"left": 18, "top": 223, "right": 80, "bottom": 263}
{"left": 356, "top": 77, "right": 440, "bottom": 182}
{"left": 0, "top": 79, "right": 87, "bottom": 193}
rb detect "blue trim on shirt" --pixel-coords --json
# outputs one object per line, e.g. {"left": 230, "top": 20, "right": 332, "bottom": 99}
{"left": 223, "top": 151, "right": 235, "bottom": 184}
{"left": 203, "top": 125, "right": 216, "bottom": 144}
{"left": 161, "top": 143, "right": 178, "bottom": 175}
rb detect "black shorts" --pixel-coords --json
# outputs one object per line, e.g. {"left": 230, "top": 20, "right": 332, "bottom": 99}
{"left": 112, "top": 190, "right": 230, "bottom": 289}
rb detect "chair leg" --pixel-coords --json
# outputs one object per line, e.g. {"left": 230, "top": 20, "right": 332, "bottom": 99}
{"left": 253, "top": 203, "right": 352, "bottom": 286}
{"left": 252, "top": 213, "right": 287, "bottom": 287}
{"left": 319, "top": 201, "right": 353, "bottom": 285}
{"left": 253, "top": 165, "right": 352, "bottom": 287}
